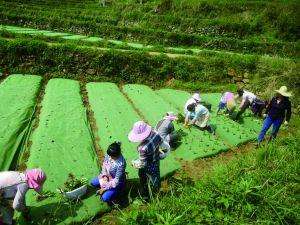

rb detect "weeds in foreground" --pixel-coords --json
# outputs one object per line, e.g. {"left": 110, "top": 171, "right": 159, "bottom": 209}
{"left": 116, "top": 131, "right": 299, "bottom": 224}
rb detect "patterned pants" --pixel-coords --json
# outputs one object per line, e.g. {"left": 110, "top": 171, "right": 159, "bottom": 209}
{"left": 138, "top": 161, "right": 160, "bottom": 197}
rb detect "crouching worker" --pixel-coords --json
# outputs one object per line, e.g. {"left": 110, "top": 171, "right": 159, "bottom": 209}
{"left": 155, "top": 112, "right": 179, "bottom": 149}
{"left": 128, "top": 121, "right": 170, "bottom": 199}
{"left": 185, "top": 103, "right": 214, "bottom": 134}
{"left": 0, "top": 169, "right": 46, "bottom": 225}
{"left": 90, "top": 142, "right": 126, "bottom": 204}
{"left": 217, "top": 92, "right": 236, "bottom": 115}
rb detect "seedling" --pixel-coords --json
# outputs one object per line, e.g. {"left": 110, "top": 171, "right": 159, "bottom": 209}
{"left": 60, "top": 173, "right": 88, "bottom": 193}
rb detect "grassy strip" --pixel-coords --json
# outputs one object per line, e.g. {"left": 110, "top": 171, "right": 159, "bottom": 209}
{"left": 122, "top": 84, "right": 228, "bottom": 161}
{"left": 0, "top": 14, "right": 297, "bottom": 56}
{"left": 19, "top": 78, "right": 109, "bottom": 224}
{"left": 156, "top": 89, "right": 258, "bottom": 146}
{"left": 116, "top": 124, "right": 299, "bottom": 224}
{"left": 1, "top": 26, "right": 297, "bottom": 59}
{"left": 0, "top": 38, "right": 297, "bottom": 95}
{"left": 0, "top": 74, "right": 41, "bottom": 170}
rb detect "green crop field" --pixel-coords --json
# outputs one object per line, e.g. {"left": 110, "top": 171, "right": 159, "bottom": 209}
{"left": 0, "top": 1, "right": 298, "bottom": 224}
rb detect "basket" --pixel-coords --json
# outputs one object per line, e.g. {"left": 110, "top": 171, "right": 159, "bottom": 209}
{"left": 63, "top": 185, "right": 87, "bottom": 200}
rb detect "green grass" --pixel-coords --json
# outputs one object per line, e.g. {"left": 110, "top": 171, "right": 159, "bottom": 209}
{"left": 115, "top": 120, "right": 300, "bottom": 225}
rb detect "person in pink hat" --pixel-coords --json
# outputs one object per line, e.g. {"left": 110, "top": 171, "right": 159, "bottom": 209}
{"left": 155, "top": 112, "right": 179, "bottom": 150}
{"left": 128, "top": 121, "right": 170, "bottom": 198}
{"left": 0, "top": 168, "right": 46, "bottom": 225}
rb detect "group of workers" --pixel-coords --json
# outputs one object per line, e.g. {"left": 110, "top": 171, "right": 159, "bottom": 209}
{"left": 0, "top": 85, "right": 292, "bottom": 224}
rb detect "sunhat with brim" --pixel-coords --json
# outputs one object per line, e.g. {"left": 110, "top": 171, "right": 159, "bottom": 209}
{"left": 164, "top": 112, "right": 178, "bottom": 121}
{"left": 128, "top": 121, "right": 152, "bottom": 142}
{"left": 275, "top": 86, "right": 292, "bottom": 97}
{"left": 192, "top": 93, "right": 201, "bottom": 102}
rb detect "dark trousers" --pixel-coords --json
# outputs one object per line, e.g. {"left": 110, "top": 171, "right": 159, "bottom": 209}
{"left": 138, "top": 161, "right": 160, "bottom": 198}
{"left": 258, "top": 116, "right": 283, "bottom": 142}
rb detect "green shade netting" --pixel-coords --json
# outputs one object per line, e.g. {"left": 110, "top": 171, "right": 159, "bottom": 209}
{"left": 157, "top": 89, "right": 258, "bottom": 146}
{"left": 87, "top": 82, "right": 180, "bottom": 179}
{"left": 17, "top": 78, "right": 109, "bottom": 225}
{"left": 0, "top": 74, "right": 42, "bottom": 171}
{"left": 123, "top": 84, "right": 228, "bottom": 161}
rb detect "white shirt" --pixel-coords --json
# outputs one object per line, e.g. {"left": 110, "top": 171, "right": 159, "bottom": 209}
{"left": 0, "top": 171, "right": 29, "bottom": 211}
{"left": 242, "top": 90, "right": 256, "bottom": 103}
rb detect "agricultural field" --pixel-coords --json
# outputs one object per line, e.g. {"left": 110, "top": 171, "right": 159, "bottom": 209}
{"left": 0, "top": 0, "right": 298, "bottom": 224}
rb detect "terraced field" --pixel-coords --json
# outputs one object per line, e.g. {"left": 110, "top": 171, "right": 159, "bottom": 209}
{"left": 0, "top": 74, "right": 262, "bottom": 224}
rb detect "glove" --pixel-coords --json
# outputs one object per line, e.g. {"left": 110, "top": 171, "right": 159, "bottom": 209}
{"left": 284, "top": 121, "right": 288, "bottom": 125}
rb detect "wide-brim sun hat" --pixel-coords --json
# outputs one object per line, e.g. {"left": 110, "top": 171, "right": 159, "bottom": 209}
{"left": 128, "top": 121, "right": 152, "bottom": 142}
{"left": 164, "top": 112, "right": 178, "bottom": 121}
{"left": 192, "top": 93, "right": 201, "bottom": 102}
{"left": 275, "top": 86, "right": 292, "bottom": 97}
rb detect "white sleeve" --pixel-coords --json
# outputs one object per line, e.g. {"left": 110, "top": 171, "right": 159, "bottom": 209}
{"left": 13, "top": 183, "right": 28, "bottom": 212}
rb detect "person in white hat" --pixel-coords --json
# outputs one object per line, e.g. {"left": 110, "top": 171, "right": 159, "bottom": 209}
{"left": 155, "top": 112, "right": 179, "bottom": 150}
{"left": 184, "top": 103, "right": 215, "bottom": 134}
{"left": 257, "top": 86, "right": 292, "bottom": 144}
{"left": 128, "top": 121, "right": 170, "bottom": 198}
{"left": 184, "top": 92, "right": 201, "bottom": 115}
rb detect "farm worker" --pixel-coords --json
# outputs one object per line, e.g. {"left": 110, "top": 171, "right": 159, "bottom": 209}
{"left": 184, "top": 92, "right": 201, "bottom": 115}
{"left": 155, "top": 112, "right": 179, "bottom": 149}
{"left": 251, "top": 98, "right": 267, "bottom": 117}
{"left": 128, "top": 121, "right": 170, "bottom": 198}
{"left": 90, "top": 142, "right": 126, "bottom": 204}
{"left": 257, "top": 86, "right": 292, "bottom": 144}
{"left": 184, "top": 103, "right": 214, "bottom": 134}
{"left": 235, "top": 89, "right": 257, "bottom": 120}
{"left": 0, "top": 168, "right": 46, "bottom": 225}
{"left": 217, "top": 92, "right": 236, "bottom": 115}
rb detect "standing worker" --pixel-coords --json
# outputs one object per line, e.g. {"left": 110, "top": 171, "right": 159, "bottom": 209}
{"left": 0, "top": 168, "right": 46, "bottom": 225}
{"left": 257, "top": 86, "right": 292, "bottom": 144}
{"left": 128, "top": 121, "right": 170, "bottom": 199}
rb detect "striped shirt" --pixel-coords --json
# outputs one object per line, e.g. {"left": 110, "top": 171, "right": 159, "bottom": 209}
{"left": 137, "top": 131, "right": 163, "bottom": 167}
{"left": 100, "top": 154, "right": 126, "bottom": 190}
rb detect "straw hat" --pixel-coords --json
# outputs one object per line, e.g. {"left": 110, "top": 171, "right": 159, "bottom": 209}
{"left": 275, "top": 86, "right": 292, "bottom": 97}
{"left": 128, "top": 121, "right": 152, "bottom": 142}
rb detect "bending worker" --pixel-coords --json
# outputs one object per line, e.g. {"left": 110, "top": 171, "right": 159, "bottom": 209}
{"left": 0, "top": 168, "right": 46, "bottom": 225}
